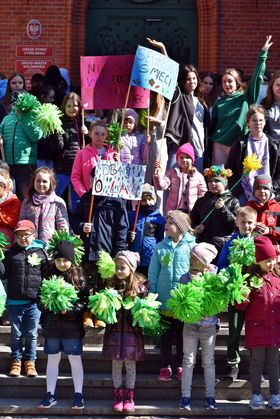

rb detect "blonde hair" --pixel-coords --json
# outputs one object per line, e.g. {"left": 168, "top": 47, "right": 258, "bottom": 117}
{"left": 236, "top": 206, "right": 257, "bottom": 220}
{"left": 222, "top": 68, "right": 246, "bottom": 93}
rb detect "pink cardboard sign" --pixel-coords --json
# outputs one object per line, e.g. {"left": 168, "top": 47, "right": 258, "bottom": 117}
{"left": 80, "top": 55, "right": 149, "bottom": 110}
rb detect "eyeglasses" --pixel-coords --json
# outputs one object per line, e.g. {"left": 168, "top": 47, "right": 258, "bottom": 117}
{"left": 15, "top": 231, "right": 34, "bottom": 239}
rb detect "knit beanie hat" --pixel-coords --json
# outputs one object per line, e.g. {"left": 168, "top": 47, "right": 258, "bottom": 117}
{"left": 167, "top": 210, "right": 191, "bottom": 235}
{"left": 124, "top": 108, "right": 139, "bottom": 126}
{"left": 191, "top": 242, "right": 218, "bottom": 266}
{"left": 253, "top": 174, "right": 273, "bottom": 193}
{"left": 254, "top": 236, "right": 277, "bottom": 263}
{"left": 115, "top": 250, "right": 140, "bottom": 273}
{"left": 53, "top": 240, "right": 75, "bottom": 263}
{"left": 176, "top": 143, "right": 195, "bottom": 164}
{"left": 142, "top": 183, "right": 156, "bottom": 203}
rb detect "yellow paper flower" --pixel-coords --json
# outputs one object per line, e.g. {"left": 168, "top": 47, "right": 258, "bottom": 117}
{"left": 243, "top": 153, "right": 263, "bottom": 174}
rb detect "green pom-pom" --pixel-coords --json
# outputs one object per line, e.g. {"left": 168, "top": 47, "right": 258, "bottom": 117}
{"left": 229, "top": 237, "right": 255, "bottom": 267}
{"left": 35, "top": 103, "right": 64, "bottom": 136}
{"left": 0, "top": 232, "right": 9, "bottom": 261}
{"left": 88, "top": 288, "right": 122, "bottom": 324}
{"left": 14, "top": 92, "right": 40, "bottom": 113}
{"left": 143, "top": 317, "right": 170, "bottom": 337}
{"left": 48, "top": 231, "right": 84, "bottom": 266}
{"left": 167, "top": 283, "right": 204, "bottom": 323}
{"left": 200, "top": 271, "right": 229, "bottom": 317}
{"left": 129, "top": 293, "right": 162, "bottom": 330}
{"left": 96, "top": 251, "right": 116, "bottom": 279}
{"left": 40, "top": 275, "right": 78, "bottom": 314}
{"left": 223, "top": 264, "right": 251, "bottom": 304}
{"left": 249, "top": 275, "right": 263, "bottom": 289}
{"left": 138, "top": 109, "right": 148, "bottom": 130}
{"left": 107, "top": 122, "right": 126, "bottom": 149}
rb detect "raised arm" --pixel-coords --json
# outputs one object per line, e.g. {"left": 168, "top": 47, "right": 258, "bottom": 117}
{"left": 146, "top": 38, "right": 168, "bottom": 56}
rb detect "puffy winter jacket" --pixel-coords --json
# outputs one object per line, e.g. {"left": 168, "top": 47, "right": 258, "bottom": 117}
{"left": 128, "top": 205, "right": 165, "bottom": 267}
{"left": 0, "top": 110, "right": 43, "bottom": 165}
{"left": 154, "top": 167, "right": 207, "bottom": 214}
{"left": 1, "top": 240, "right": 47, "bottom": 300}
{"left": 235, "top": 272, "right": 280, "bottom": 349}
{"left": 148, "top": 233, "right": 196, "bottom": 310}
{"left": 0, "top": 192, "right": 21, "bottom": 244}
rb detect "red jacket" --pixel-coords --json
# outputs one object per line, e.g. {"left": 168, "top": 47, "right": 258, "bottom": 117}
{"left": 247, "top": 198, "right": 280, "bottom": 258}
{"left": 0, "top": 193, "right": 21, "bottom": 245}
{"left": 235, "top": 272, "right": 280, "bottom": 349}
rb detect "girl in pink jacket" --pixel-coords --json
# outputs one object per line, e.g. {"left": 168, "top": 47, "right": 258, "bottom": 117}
{"left": 71, "top": 120, "right": 118, "bottom": 198}
{"left": 153, "top": 143, "right": 207, "bottom": 215}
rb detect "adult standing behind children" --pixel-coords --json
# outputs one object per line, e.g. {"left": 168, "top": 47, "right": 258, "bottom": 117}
{"left": 19, "top": 167, "right": 69, "bottom": 244}
{"left": 235, "top": 236, "right": 280, "bottom": 411}
{"left": 149, "top": 210, "right": 195, "bottom": 381}
{"left": 0, "top": 220, "right": 47, "bottom": 378}
{"left": 261, "top": 71, "right": 280, "bottom": 143}
{"left": 210, "top": 36, "right": 273, "bottom": 165}
{"left": 154, "top": 143, "right": 207, "bottom": 216}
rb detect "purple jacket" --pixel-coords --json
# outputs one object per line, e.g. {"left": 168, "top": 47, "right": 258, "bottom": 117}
{"left": 102, "top": 283, "right": 148, "bottom": 361}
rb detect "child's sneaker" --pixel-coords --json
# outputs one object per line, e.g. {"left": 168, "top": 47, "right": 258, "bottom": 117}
{"left": 268, "top": 394, "right": 280, "bottom": 410}
{"left": 206, "top": 396, "right": 217, "bottom": 409}
{"left": 38, "top": 392, "right": 57, "bottom": 408}
{"left": 179, "top": 396, "right": 191, "bottom": 410}
{"left": 176, "top": 367, "right": 182, "bottom": 380}
{"left": 249, "top": 394, "right": 265, "bottom": 410}
{"left": 158, "top": 366, "right": 172, "bottom": 381}
{"left": 123, "top": 389, "right": 135, "bottom": 413}
{"left": 72, "top": 393, "right": 84, "bottom": 409}
{"left": 113, "top": 388, "right": 123, "bottom": 412}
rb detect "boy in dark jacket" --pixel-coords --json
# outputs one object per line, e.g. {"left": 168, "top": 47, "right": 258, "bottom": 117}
{"left": 191, "top": 165, "right": 240, "bottom": 258}
{"left": 128, "top": 184, "right": 165, "bottom": 276}
{"left": 0, "top": 219, "right": 47, "bottom": 377}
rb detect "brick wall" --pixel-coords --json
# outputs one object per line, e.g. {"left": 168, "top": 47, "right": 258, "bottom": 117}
{"left": 0, "top": 0, "right": 279, "bottom": 89}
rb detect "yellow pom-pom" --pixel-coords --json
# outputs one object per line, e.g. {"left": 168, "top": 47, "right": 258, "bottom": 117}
{"left": 243, "top": 153, "right": 263, "bottom": 174}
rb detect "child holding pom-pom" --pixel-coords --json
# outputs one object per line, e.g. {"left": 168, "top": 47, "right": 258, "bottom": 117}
{"left": 235, "top": 236, "right": 280, "bottom": 411}
{"left": 102, "top": 250, "right": 148, "bottom": 414}
{"left": 38, "top": 237, "right": 88, "bottom": 410}
{"left": 179, "top": 242, "right": 219, "bottom": 411}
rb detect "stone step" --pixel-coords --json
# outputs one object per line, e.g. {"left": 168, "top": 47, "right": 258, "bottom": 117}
{"left": 0, "top": 397, "right": 276, "bottom": 417}
{"left": 0, "top": 373, "right": 267, "bottom": 400}
{"left": 0, "top": 345, "right": 251, "bottom": 375}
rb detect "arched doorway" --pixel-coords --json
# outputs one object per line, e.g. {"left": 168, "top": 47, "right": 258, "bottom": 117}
{"left": 86, "top": 0, "right": 198, "bottom": 66}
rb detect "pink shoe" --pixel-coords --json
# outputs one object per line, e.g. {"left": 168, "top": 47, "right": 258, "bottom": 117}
{"left": 113, "top": 388, "right": 123, "bottom": 412}
{"left": 123, "top": 389, "right": 135, "bottom": 413}
{"left": 158, "top": 366, "right": 172, "bottom": 381}
{"left": 177, "top": 367, "right": 182, "bottom": 380}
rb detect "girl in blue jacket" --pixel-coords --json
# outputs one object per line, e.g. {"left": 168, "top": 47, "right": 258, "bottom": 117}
{"left": 148, "top": 209, "right": 195, "bottom": 381}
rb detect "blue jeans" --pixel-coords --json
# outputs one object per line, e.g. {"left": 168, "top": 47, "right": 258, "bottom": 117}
{"left": 56, "top": 173, "right": 80, "bottom": 214}
{"left": 7, "top": 302, "right": 41, "bottom": 361}
{"left": 182, "top": 323, "right": 216, "bottom": 398}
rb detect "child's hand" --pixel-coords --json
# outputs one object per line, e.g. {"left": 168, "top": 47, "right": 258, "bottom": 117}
{"left": 83, "top": 223, "right": 92, "bottom": 233}
{"left": 130, "top": 231, "right": 136, "bottom": 242}
{"left": 145, "top": 115, "right": 161, "bottom": 125}
{"left": 262, "top": 35, "right": 273, "bottom": 51}
{"left": 154, "top": 160, "right": 161, "bottom": 175}
{"left": 81, "top": 125, "right": 88, "bottom": 135}
{"left": 0, "top": 137, "right": 3, "bottom": 146}
{"left": 215, "top": 198, "right": 224, "bottom": 209}
{"left": 61, "top": 310, "right": 67, "bottom": 315}
{"left": 146, "top": 135, "right": 151, "bottom": 144}
{"left": 193, "top": 224, "right": 205, "bottom": 236}
{"left": 113, "top": 152, "right": 120, "bottom": 161}
{"left": 255, "top": 222, "right": 270, "bottom": 235}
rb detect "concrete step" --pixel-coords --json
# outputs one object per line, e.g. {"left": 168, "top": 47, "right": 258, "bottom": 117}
{"left": 0, "top": 372, "right": 269, "bottom": 400}
{"left": 0, "top": 397, "right": 276, "bottom": 417}
{"left": 0, "top": 345, "right": 251, "bottom": 375}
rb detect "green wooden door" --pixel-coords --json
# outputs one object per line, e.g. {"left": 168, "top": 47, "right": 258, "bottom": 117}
{"left": 86, "top": 0, "right": 198, "bottom": 65}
